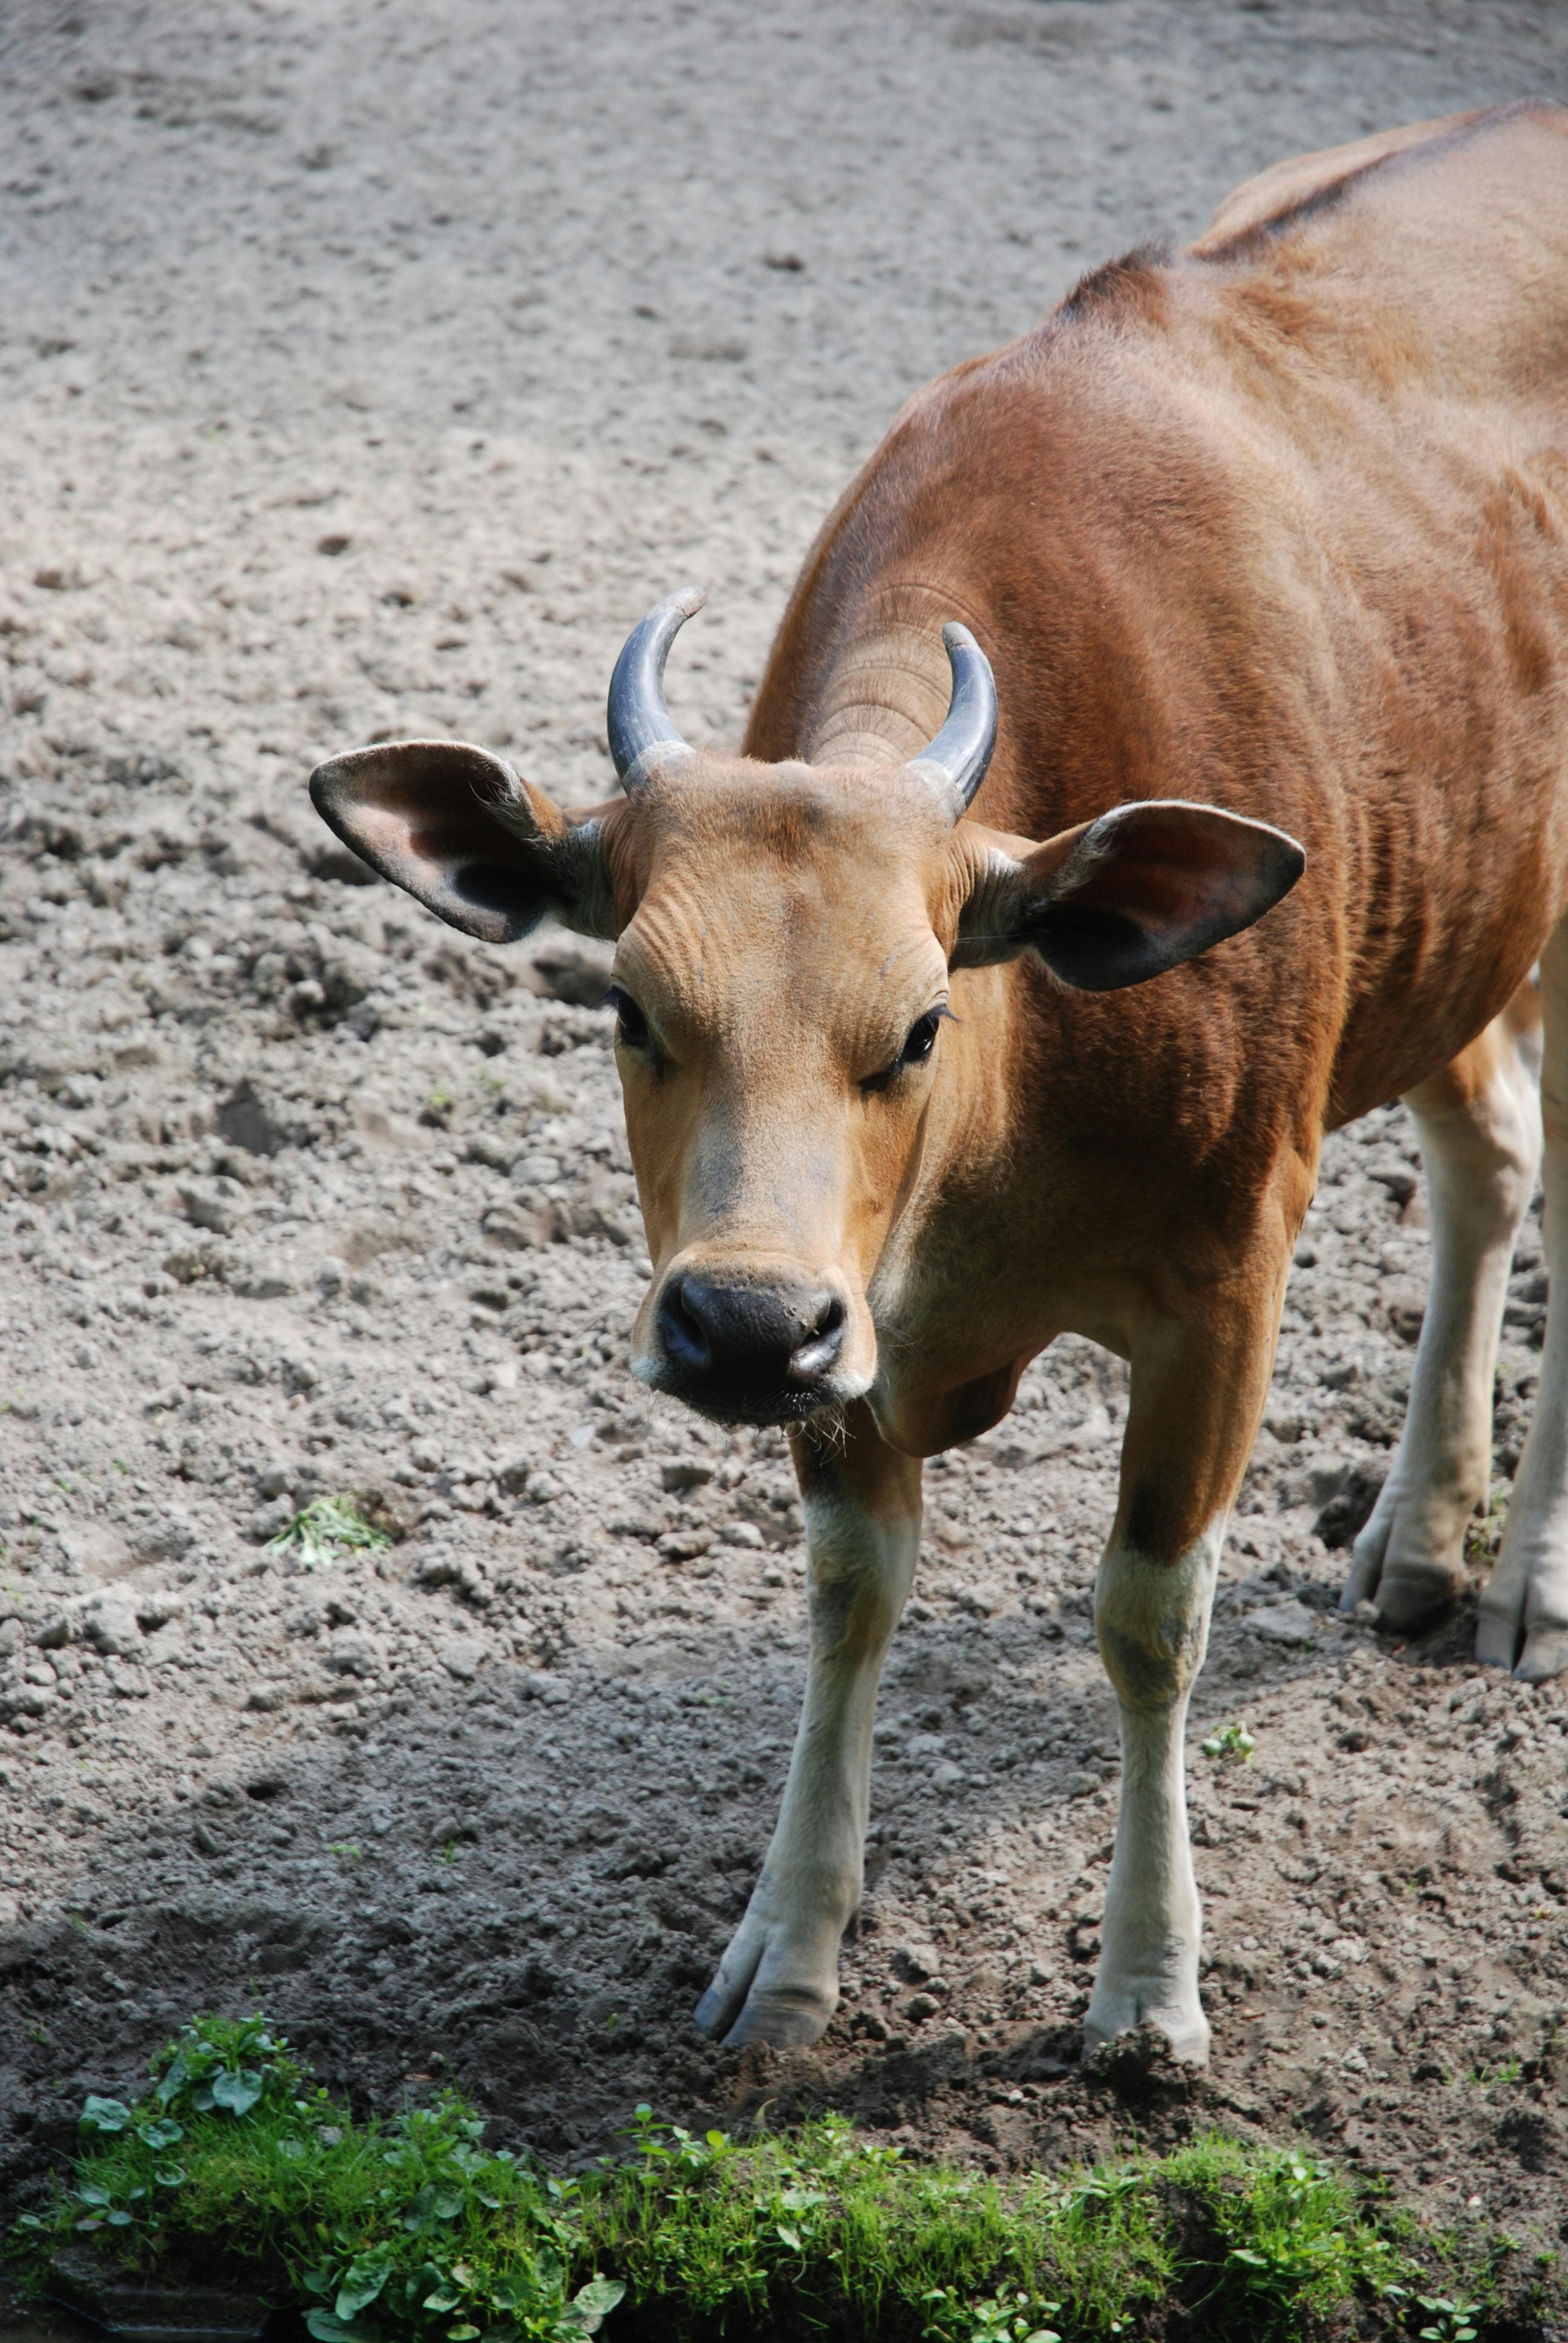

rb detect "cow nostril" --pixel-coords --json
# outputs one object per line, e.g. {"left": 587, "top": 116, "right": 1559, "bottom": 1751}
{"left": 791, "top": 1291, "right": 846, "bottom": 1379}
{"left": 656, "top": 1276, "right": 711, "bottom": 1374}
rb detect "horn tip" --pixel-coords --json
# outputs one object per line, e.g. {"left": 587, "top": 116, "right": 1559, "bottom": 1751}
{"left": 941, "top": 620, "right": 977, "bottom": 653}
{"left": 672, "top": 584, "right": 707, "bottom": 618}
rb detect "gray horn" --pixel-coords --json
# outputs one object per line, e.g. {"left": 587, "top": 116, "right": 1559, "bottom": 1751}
{"left": 906, "top": 623, "right": 998, "bottom": 816}
{"left": 606, "top": 585, "right": 706, "bottom": 792}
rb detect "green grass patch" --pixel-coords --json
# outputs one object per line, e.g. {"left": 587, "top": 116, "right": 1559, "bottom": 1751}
{"left": 266, "top": 1495, "right": 391, "bottom": 1569}
{"left": 2, "top": 2015, "right": 1528, "bottom": 2342}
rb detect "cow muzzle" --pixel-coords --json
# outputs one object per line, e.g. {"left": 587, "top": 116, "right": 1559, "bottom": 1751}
{"left": 643, "top": 1269, "right": 857, "bottom": 1424}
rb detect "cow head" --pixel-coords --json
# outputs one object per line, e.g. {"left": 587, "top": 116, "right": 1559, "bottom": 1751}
{"left": 310, "top": 592, "right": 1302, "bottom": 1427}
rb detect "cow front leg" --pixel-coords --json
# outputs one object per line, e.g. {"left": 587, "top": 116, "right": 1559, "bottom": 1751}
{"left": 1085, "top": 1278, "right": 1284, "bottom": 2064}
{"left": 694, "top": 1400, "right": 921, "bottom": 2048}
{"left": 1341, "top": 1005, "right": 1541, "bottom": 1631}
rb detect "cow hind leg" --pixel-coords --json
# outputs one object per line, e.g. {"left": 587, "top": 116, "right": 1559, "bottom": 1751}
{"left": 1340, "top": 998, "right": 1542, "bottom": 1631}
{"left": 693, "top": 1403, "right": 920, "bottom": 2048}
{"left": 1479, "top": 928, "right": 1568, "bottom": 1679}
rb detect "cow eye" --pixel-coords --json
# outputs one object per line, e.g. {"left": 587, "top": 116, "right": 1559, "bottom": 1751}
{"left": 604, "top": 986, "right": 652, "bottom": 1052}
{"left": 863, "top": 1006, "right": 949, "bottom": 1093}
{"left": 900, "top": 1011, "right": 942, "bottom": 1067}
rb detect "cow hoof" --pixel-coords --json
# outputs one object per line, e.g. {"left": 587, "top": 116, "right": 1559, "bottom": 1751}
{"left": 696, "top": 1985, "right": 832, "bottom": 2050}
{"left": 1369, "top": 1566, "right": 1461, "bottom": 1633}
{"left": 1082, "top": 1996, "right": 1210, "bottom": 2067}
{"left": 1339, "top": 1502, "right": 1463, "bottom": 1631}
{"left": 1476, "top": 1588, "right": 1568, "bottom": 1682}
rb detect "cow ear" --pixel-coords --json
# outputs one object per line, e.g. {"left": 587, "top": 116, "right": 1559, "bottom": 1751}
{"left": 308, "top": 739, "right": 617, "bottom": 945}
{"left": 953, "top": 799, "right": 1304, "bottom": 990}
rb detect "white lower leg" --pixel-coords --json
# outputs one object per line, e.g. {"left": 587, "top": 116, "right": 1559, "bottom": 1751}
{"left": 695, "top": 1458, "right": 919, "bottom": 2048}
{"left": 1481, "top": 968, "right": 1568, "bottom": 1678}
{"left": 1086, "top": 1528, "right": 1220, "bottom": 2063}
{"left": 1344, "top": 1043, "right": 1540, "bottom": 1628}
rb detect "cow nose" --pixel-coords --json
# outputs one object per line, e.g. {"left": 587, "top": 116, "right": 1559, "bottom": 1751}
{"left": 658, "top": 1276, "right": 846, "bottom": 1396}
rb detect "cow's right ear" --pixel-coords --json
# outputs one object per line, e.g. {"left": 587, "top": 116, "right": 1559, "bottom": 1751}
{"left": 308, "top": 739, "right": 616, "bottom": 945}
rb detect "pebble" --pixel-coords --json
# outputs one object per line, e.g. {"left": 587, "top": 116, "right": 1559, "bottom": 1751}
{"left": 82, "top": 1598, "right": 141, "bottom": 1657}
{"left": 1246, "top": 1600, "right": 1320, "bottom": 1646}
{"left": 439, "top": 1637, "right": 485, "bottom": 1681}
{"left": 659, "top": 1459, "right": 715, "bottom": 1493}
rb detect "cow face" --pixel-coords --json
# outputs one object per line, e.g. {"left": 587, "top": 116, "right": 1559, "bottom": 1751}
{"left": 608, "top": 756, "right": 962, "bottom": 1424}
{"left": 310, "top": 595, "right": 1302, "bottom": 1431}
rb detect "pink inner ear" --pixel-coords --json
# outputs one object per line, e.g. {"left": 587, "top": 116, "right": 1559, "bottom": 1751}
{"left": 345, "top": 802, "right": 422, "bottom": 871}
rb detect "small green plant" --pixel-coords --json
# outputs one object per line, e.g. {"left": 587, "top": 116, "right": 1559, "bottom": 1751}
{"left": 1465, "top": 1486, "right": 1510, "bottom": 1562}
{"left": 266, "top": 1495, "right": 391, "bottom": 1570}
{"left": 1407, "top": 2295, "right": 1482, "bottom": 2343}
{"left": 921, "top": 2284, "right": 1061, "bottom": 2342}
{"left": 327, "top": 1841, "right": 364, "bottom": 1866}
{"left": 1202, "top": 1718, "right": 1256, "bottom": 1763}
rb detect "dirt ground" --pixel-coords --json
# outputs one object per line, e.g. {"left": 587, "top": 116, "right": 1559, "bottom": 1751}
{"left": 3, "top": 0, "right": 1568, "bottom": 2262}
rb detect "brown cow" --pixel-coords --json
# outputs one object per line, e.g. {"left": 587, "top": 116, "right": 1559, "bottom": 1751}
{"left": 310, "top": 104, "right": 1568, "bottom": 2062}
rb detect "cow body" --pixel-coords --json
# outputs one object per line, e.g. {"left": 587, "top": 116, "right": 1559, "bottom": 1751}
{"left": 312, "top": 104, "right": 1568, "bottom": 2062}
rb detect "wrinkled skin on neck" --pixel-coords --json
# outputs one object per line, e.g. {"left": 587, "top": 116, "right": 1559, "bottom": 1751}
{"left": 602, "top": 753, "right": 1019, "bottom": 1446}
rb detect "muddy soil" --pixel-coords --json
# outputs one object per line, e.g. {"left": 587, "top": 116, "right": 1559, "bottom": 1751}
{"left": 3, "top": 0, "right": 1568, "bottom": 2261}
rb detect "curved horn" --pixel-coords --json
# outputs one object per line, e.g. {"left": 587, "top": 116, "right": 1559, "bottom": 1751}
{"left": 606, "top": 585, "right": 706, "bottom": 791}
{"left": 906, "top": 622, "right": 998, "bottom": 816}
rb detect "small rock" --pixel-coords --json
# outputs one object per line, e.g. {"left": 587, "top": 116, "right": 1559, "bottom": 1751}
{"left": 658, "top": 1530, "right": 714, "bottom": 1562}
{"left": 256, "top": 1462, "right": 295, "bottom": 1501}
{"left": 229, "top": 1259, "right": 298, "bottom": 1299}
{"left": 659, "top": 1459, "right": 715, "bottom": 1493}
{"left": 720, "top": 1521, "right": 764, "bottom": 1549}
{"left": 1245, "top": 1600, "right": 1318, "bottom": 1647}
{"left": 327, "top": 1631, "right": 379, "bottom": 1679}
{"left": 1066, "top": 1769, "right": 1102, "bottom": 1797}
{"left": 250, "top": 1497, "right": 296, "bottom": 1544}
{"left": 892, "top": 1941, "right": 939, "bottom": 1983}
{"left": 439, "top": 1637, "right": 484, "bottom": 1680}
{"left": 509, "top": 1152, "right": 563, "bottom": 1186}
{"left": 135, "top": 1514, "right": 197, "bottom": 1565}
{"left": 178, "top": 1178, "right": 250, "bottom": 1238}
{"left": 82, "top": 1599, "right": 140, "bottom": 1657}
{"left": 905, "top": 1991, "right": 940, "bottom": 2023}
{"left": 517, "top": 1670, "right": 569, "bottom": 1704}
{"left": 31, "top": 1613, "right": 72, "bottom": 1651}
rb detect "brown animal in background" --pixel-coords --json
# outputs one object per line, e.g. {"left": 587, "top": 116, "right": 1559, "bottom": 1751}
{"left": 310, "top": 103, "right": 1568, "bottom": 2062}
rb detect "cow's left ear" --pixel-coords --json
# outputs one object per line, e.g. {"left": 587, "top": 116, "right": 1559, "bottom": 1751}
{"left": 309, "top": 739, "right": 617, "bottom": 945}
{"left": 953, "top": 799, "right": 1304, "bottom": 990}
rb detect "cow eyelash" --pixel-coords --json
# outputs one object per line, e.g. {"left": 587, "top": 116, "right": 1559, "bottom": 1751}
{"left": 604, "top": 986, "right": 655, "bottom": 1055}
{"left": 861, "top": 1004, "right": 954, "bottom": 1094}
